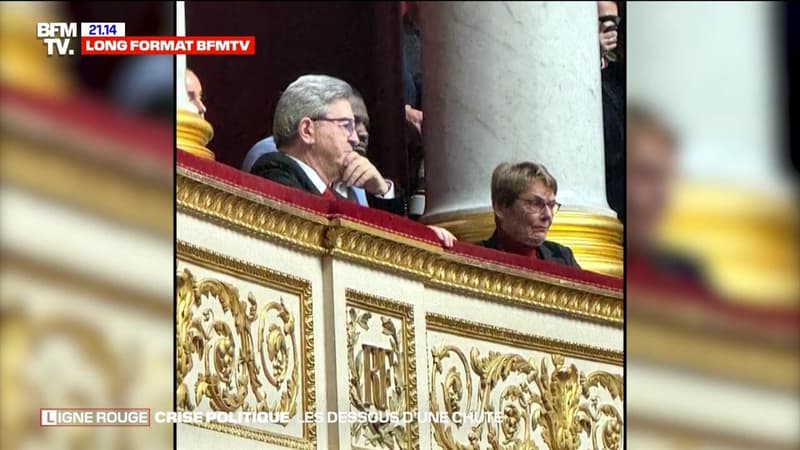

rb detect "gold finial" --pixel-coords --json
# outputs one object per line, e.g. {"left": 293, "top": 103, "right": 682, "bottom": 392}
{"left": 176, "top": 108, "right": 214, "bottom": 160}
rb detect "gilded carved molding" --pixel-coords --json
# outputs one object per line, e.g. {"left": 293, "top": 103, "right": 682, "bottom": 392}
{"left": 176, "top": 242, "right": 316, "bottom": 449}
{"left": 2, "top": 250, "right": 171, "bottom": 319}
{"left": 326, "top": 224, "right": 440, "bottom": 280}
{"left": 429, "top": 351, "right": 623, "bottom": 450}
{"left": 627, "top": 315, "right": 799, "bottom": 390}
{"left": 426, "top": 314, "right": 623, "bottom": 367}
{"left": 177, "top": 171, "right": 328, "bottom": 254}
{"left": 346, "top": 289, "right": 419, "bottom": 450}
{"left": 427, "top": 314, "right": 623, "bottom": 450}
{"left": 628, "top": 288, "right": 799, "bottom": 390}
{"left": 177, "top": 171, "right": 622, "bottom": 327}
{"left": 428, "top": 259, "right": 623, "bottom": 326}
{"left": 2, "top": 126, "right": 173, "bottom": 236}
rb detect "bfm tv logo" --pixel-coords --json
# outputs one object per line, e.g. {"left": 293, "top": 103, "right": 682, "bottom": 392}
{"left": 36, "top": 22, "right": 77, "bottom": 56}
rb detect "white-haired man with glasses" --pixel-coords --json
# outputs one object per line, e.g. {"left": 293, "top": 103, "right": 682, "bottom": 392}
{"left": 483, "top": 162, "right": 580, "bottom": 268}
{"left": 251, "top": 74, "right": 405, "bottom": 215}
{"left": 251, "top": 74, "right": 457, "bottom": 247}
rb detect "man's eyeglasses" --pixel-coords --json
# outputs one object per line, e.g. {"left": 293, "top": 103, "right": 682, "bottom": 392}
{"left": 516, "top": 195, "right": 561, "bottom": 214}
{"left": 312, "top": 117, "right": 356, "bottom": 137}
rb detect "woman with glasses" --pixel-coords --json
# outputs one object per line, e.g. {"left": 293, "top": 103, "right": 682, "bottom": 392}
{"left": 482, "top": 162, "right": 581, "bottom": 269}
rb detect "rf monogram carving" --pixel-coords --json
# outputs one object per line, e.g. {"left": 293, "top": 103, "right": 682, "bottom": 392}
{"left": 363, "top": 345, "right": 393, "bottom": 410}
{"left": 346, "top": 290, "right": 419, "bottom": 449}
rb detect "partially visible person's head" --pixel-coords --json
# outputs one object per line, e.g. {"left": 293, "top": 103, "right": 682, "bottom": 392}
{"left": 350, "top": 89, "right": 370, "bottom": 156}
{"left": 272, "top": 74, "right": 359, "bottom": 184}
{"left": 491, "top": 162, "right": 561, "bottom": 247}
{"left": 597, "top": 1, "right": 620, "bottom": 33}
{"left": 185, "top": 69, "right": 206, "bottom": 118}
{"left": 627, "top": 104, "right": 679, "bottom": 252}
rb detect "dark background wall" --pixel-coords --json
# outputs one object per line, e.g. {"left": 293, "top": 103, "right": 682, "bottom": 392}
{"left": 187, "top": 1, "right": 409, "bottom": 188}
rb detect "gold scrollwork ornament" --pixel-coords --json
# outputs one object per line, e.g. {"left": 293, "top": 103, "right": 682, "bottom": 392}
{"left": 347, "top": 307, "right": 411, "bottom": 449}
{"left": 176, "top": 268, "right": 298, "bottom": 421}
{"left": 430, "top": 348, "right": 623, "bottom": 450}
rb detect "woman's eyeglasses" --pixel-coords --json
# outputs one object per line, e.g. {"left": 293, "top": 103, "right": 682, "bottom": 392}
{"left": 516, "top": 195, "right": 561, "bottom": 214}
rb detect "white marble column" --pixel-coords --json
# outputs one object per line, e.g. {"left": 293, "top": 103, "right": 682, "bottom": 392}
{"left": 418, "top": 2, "right": 621, "bottom": 276}
{"left": 420, "top": 1, "right": 613, "bottom": 220}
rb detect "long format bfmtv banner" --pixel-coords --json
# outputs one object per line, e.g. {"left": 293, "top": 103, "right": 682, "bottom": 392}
{"left": 82, "top": 36, "right": 256, "bottom": 55}
{"left": 36, "top": 22, "right": 255, "bottom": 56}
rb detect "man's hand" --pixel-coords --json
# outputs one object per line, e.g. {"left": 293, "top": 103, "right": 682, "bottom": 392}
{"left": 599, "top": 30, "right": 617, "bottom": 69}
{"left": 427, "top": 225, "right": 457, "bottom": 248}
{"left": 341, "top": 151, "right": 390, "bottom": 196}
{"left": 405, "top": 104, "right": 423, "bottom": 134}
{"left": 599, "top": 30, "right": 617, "bottom": 53}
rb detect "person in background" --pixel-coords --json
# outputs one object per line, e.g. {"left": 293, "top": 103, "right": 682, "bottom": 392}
{"left": 598, "top": 0, "right": 626, "bottom": 223}
{"left": 70, "top": 1, "right": 174, "bottom": 119}
{"left": 627, "top": 104, "right": 707, "bottom": 286}
{"left": 109, "top": 55, "right": 173, "bottom": 119}
{"left": 598, "top": 1, "right": 620, "bottom": 70}
{"left": 348, "top": 89, "right": 371, "bottom": 157}
{"left": 401, "top": 0, "right": 424, "bottom": 134}
{"left": 483, "top": 162, "right": 581, "bottom": 269}
{"left": 243, "top": 135, "right": 277, "bottom": 172}
{"left": 185, "top": 68, "right": 207, "bottom": 118}
{"left": 400, "top": 2, "right": 427, "bottom": 218}
{"left": 401, "top": 1, "right": 422, "bottom": 111}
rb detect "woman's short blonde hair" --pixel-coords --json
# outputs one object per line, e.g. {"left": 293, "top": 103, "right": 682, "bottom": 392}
{"left": 491, "top": 162, "right": 558, "bottom": 209}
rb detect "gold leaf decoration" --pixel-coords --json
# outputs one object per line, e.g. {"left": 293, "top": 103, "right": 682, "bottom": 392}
{"left": 346, "top": 290, "right": 419, "bottom": 450}
{"left": 430, "top": 350, "right": 623, "bottom": 450}
{"left": 175, "top": 243, "right": 317, "bottom": 448}
{"left": 176, "top": 268, "right": 299, "bottom": 416}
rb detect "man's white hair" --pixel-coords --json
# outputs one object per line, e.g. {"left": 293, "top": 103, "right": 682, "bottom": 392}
{"left": 272, "top": 74, "right": 353, "bottom": 148}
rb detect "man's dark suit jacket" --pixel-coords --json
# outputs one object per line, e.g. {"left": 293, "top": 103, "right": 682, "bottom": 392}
{"left": 482, "top": 231, "right": 582, "bottom": 270}
{"left": 251, "top": 151, "right": 407, "bottom": 217}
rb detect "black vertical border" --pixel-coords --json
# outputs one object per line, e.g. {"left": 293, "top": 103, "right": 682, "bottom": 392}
{"left": 619, "top": 1, "right": 628, "bottom": 449}
{"left": 786, "top": 2, "right": 799, "bottom": 176}
{"left": 171, "top": 1, "right": 178, "bottom": 449}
